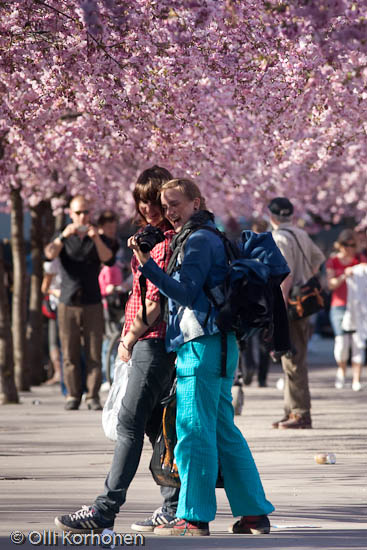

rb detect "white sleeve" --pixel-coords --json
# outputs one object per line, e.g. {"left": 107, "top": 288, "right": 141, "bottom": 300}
{"left": 352, "top": 264, "right": 367, "bottom": 342}
{"left": 342, "top": 276, "right": 355, "bottom": 332}
{"left": 43, "top": 261, "right": 53, "bottom": 275}
{"left": 43, "top": 258, "right": 59, "bottom": 276}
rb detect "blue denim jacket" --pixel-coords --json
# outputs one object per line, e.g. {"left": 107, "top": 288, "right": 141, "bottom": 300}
{"left": 139, "top": 221, "right": 227, "bottom": 352}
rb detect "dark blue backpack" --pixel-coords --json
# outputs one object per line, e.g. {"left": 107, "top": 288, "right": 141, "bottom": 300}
{"left": 172, "top": 226, "right": 292, "bottom": 376}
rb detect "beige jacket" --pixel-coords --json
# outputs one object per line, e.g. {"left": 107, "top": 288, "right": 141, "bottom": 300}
{"left": 273, "top": 223, "right": 325, "bottom": 286}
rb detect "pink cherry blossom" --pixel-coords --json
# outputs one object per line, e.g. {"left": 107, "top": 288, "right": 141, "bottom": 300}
{"left": 0, "top": 0, "right": 366, "bottom": 225}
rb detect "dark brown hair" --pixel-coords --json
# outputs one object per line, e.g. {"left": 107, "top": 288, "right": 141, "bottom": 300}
{"left": 133, "top": 165, "right": 173, "bottom": 226}
{"left": 97, "top": 210, "right": 117, "bottom": 227}
{"left": 251, "top": 219, "right": 269, "bottom": 233}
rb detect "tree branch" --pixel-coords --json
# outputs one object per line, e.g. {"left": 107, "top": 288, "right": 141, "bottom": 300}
{"left": 34, "top": 0, "right": 132, "bottom": 71}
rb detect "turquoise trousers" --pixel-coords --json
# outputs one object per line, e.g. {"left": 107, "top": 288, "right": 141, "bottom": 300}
{"left": 175, "top": 332, "right": 275, "bottom": 522}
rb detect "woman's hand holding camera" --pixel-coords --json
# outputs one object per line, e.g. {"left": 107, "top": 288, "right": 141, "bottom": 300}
{"left": 128, "top": 236, "right": 151, "bottom": 266}
{"left": 128, "top": 224, "right": 165, "bottom": 265}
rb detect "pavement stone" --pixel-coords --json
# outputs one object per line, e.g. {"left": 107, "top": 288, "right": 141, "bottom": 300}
{"left": 1, "top": 337, "right": 366, "bottom": 549}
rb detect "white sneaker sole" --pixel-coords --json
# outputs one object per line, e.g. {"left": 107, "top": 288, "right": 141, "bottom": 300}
{"left": 130, "top": 523, "right": 155, "bottom": 532}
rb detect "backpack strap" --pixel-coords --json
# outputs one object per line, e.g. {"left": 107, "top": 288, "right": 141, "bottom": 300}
{"left": 165, "top": 243, "right": 183, "bottom": 276}
{"left": 166, "top": 223, "right": 235, "bottom": 378}
{"left": 219, "top": 331, "right": 227, "bottom": 377}
{"left": 166, "top": 225, "right": 208, "bottom": 276}
{"left": 168, "top": 225, "right": 238, "bottom": 275}
{"left": 161, "top": 226, "right": 200, "bottom": 324}
{"left": 197, "top": 225, "right": 239, "bottom": 262}
{"left": 139, "top": 274, "right": 149, "bottom": 326}
{"left": 139, "top": 240, "right": 169, "bottom": 327}
{"left": 196, "top": 226, "right": 236, "bottom": 377}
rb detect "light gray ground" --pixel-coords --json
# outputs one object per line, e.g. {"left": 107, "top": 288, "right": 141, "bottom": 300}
{"left": 1, "top": 337, "right": 366, "bottom": 549}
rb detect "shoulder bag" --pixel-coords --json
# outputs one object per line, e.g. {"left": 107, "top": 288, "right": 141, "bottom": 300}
{"left": 149, "top": 379, "right": 224, "bottom": 488}
{"left": 279, "top": 229, "right": 327, "bottom": 321}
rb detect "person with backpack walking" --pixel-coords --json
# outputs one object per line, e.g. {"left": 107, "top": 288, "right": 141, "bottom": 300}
{"left": 238, "top": 218, "right": 272, "bottom": 388}
{"left": 54, "top": 166, "right": 180, "bottom": 534}
{"left": 269, "top": 197, "right": 325, "bottom": 429}
{"left": 128, "top": 178, "right": 274, "bottom": 537}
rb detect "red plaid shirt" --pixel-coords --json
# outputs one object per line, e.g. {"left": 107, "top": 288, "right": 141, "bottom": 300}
{"left": 122, "top": 229, "right": 174, "bottom": 341}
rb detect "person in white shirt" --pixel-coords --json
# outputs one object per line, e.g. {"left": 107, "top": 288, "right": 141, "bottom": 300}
{"left": 41, "top": 258, "right": 62, "bottom": 386}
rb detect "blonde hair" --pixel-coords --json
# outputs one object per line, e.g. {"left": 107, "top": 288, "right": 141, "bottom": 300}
{"left": 160, "top": 179, "right": 207, "bottom": 210}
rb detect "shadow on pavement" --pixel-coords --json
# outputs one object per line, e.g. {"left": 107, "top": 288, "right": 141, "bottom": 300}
{"left": 1, "top": 529, "right": 367, "bottom": 550}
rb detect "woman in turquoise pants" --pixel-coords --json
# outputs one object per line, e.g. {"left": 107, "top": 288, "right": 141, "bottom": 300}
{"left": 129, "top": 178, "right": 275, "bottom": 536}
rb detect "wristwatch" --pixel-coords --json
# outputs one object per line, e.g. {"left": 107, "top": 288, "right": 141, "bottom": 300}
{"left": 58, "top": 232, "right": 66, "bottom": 243}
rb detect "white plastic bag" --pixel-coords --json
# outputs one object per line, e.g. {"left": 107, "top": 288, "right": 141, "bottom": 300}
{"left": 102, "top": 358, "right": 132, "bottom": 441}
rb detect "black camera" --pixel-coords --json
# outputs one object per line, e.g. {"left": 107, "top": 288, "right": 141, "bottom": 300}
{"left": 134, "top": 224, "right": 165, "bottom": 253}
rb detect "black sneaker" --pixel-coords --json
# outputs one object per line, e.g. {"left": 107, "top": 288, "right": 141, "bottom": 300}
{"left": 131, "top": 506, "right": 176, "bottom": 532}
{"left": 55, "top": 506, "right": 113, "bottom": 533}
{"left": 228, "top": 514, "right": 270, "bottom": 534}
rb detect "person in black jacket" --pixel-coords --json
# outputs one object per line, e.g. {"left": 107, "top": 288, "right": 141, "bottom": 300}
{"left": 240, "top": 219, "right": 272, "bottom": 387}
{"left": 45, "top": 195, "right": 116, "bottom": 411}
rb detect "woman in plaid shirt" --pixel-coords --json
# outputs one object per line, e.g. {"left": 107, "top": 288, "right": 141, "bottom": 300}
{"left": 55, "top": 166, "right": 179, "bottom": 534}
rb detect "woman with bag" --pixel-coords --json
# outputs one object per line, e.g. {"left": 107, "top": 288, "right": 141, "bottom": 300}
{"left": 326, "top": 229, "right": 365, "bottom": 391}
{"left": 55, "top": 166, "right": 180, "bottom": 534}
{"left": 129, "top": 178, "right": 274, "bottom": 537}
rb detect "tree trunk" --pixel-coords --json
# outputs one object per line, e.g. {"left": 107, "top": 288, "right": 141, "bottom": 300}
{"left": 10, "top": 188, "right": 29, "bottom": 391}
{"left": 55, "top": 211, "right": 66, "bottom": 233}
{"left": 26, "top": 202, "right": 48, "bottom": 386}
{"left": 0, "top": 242, "right": 19, "bottom": 404}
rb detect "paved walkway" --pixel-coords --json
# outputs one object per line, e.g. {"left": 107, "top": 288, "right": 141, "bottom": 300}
{"left": 1, "top": 337, "right": 366, "bottom": 549}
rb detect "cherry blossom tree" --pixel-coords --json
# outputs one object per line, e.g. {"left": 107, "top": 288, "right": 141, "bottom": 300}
{"left": 1, "top": 0, "right": 366, "bottom": 398}
{"left": 0, "top": 242, "right": 19, "bottom": 404}
{"left": 1, "top": 0, "right": 366, "bottom": 221}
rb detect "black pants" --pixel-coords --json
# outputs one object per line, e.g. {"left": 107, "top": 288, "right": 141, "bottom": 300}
{"left": 239, "top": 333, "right": 270, "bottom": 386}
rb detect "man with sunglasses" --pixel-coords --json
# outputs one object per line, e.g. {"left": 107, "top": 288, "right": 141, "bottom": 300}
{"left": 45, "top": 195, "right": 116, "bottom": 410}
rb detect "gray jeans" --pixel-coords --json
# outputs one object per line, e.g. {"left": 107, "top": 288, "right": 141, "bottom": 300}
{"left": 94, "top": 338, "right": 178, "bottom": 519}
